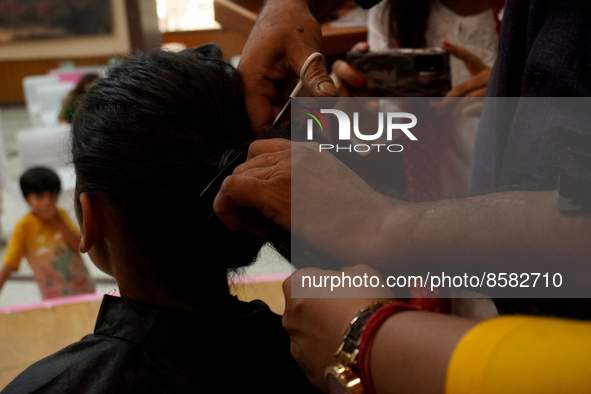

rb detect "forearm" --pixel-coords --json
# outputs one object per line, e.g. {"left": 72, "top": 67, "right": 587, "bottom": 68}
{"left": 368, "top": 311, "right": 478, "bottom": 394}
{"left": 375, "top": 190, "right": 591, "bottom": 277}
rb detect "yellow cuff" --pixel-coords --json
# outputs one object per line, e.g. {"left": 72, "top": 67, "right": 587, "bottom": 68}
{"left": 446, "top": 315, "right": 591, "bottom": 393}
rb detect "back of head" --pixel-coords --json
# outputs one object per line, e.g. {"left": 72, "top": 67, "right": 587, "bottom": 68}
{"left": 72, "top": 44, "right": 265, "bottom": 300}
{"left": 20, "top": 166, "right": 61, "bottom": 198}
{"left": 73, "top": 73, "right": 99, "bottom": 96}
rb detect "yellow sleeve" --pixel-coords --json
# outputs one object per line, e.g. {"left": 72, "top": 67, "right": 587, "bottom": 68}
{"left": 58, "top": 208, "right": 81, "bottom": 238}
{"left": 3, "top": 218, "right": 27, "bottom": 270}
{"left": 446, "top": 316, "right": 591, "bottom": 393}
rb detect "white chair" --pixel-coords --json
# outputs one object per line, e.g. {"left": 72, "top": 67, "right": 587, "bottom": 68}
{"left": 22, "top": 75, "right": 60, "bottom": 125}
{"left": 0, "top": 108, "right": 19, "bottom": 197}
{"left": 15, "top": 125, "right": 75, "bottom": 190}
{"left": 28, "top": 82, "right": 75, "bottom": 127}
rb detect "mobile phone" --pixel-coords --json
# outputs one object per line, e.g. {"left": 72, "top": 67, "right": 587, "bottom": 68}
{"left": 346, "top": 48, "right": 451, "bottom": 97}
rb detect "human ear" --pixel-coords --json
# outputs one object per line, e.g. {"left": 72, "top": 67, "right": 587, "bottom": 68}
{"left": 78, "top": 193, "right": 103, "bottom": 253}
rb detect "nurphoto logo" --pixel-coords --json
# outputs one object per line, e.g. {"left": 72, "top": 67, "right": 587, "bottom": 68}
{"left": 304, "top": 107, "right": 418, "bottom": 153}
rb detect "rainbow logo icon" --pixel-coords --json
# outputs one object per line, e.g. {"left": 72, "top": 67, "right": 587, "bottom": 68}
{"left": 303, "top": 107, "right": 329, "bottom": 132}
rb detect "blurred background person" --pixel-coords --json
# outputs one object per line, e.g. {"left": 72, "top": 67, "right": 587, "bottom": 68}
{"left": 332, "top": 0, "right": 504, "bottom": 199}
{"left": 0, "top": 167, "right": 95, "bottom": 300}
{"left": 329, "top": 0, "right": 504, "bottom": 315}
{"left": 58, "top": 73, "right": 99, "bottom": 124}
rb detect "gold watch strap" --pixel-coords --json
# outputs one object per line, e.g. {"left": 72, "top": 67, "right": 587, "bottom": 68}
{"left": 334, "top": 302, "right": 388, "bottom": 369}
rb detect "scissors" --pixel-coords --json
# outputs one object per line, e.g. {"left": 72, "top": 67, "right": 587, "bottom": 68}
{"left": 200, "top": 52, "right": 325, "bottom": 220}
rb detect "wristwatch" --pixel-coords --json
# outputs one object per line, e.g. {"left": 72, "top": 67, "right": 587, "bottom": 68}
{"left": 325, "top": 303, "right": 386, "bottom": 394}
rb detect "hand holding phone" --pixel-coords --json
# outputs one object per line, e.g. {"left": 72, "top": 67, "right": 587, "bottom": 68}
{"left": 346, "top": 48, "right": 452, "bottom": 97}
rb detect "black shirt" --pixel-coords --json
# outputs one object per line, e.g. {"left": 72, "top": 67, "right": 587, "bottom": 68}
{"left": 2, "top": 295, "right": 320, "bottom": 393}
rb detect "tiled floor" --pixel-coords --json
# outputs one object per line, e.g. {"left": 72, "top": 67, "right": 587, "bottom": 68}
{"left": 0, "top": 106, "right": 293, "bottom": 308}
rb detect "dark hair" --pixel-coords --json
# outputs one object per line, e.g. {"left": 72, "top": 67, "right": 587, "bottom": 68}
{"left": 386, "top": 0, "right": 433, "bottom": 48}
{"left": 71, "top": 44, "right": 272, "bottom": 300}
{"left": 19, "top": 166, "right": 61, "bottom": 198}
{"left": 72, "top": 73, "right": 99, "bottom": 96}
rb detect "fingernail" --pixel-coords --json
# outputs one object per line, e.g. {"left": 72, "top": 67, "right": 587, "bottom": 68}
{"left": 442, "top": 41, "right": 452, "bottom": 48}
{"left": 360, "top": 42, "right": 369, "bottom": 50}
{"left": 319, "top": 81, "right": 338, "bottom": 96}
{"left": 354, "top": 77, "right": 364, "bottom": 88}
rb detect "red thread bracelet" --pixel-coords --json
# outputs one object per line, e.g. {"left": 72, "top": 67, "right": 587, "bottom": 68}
{"left": 357, "top": 302, "right": 420, "bottom": 394}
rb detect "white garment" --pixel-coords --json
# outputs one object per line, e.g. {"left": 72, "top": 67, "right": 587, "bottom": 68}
{"left": 368, "top": 0, "right": 499, "bottom": 85}
{"left": 367, "top": 0, "right": 500, "bottom": 195}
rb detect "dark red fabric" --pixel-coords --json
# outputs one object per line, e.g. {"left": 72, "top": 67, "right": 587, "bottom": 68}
{"left": 357, "top": 302, "right": 420, "bottom": 394}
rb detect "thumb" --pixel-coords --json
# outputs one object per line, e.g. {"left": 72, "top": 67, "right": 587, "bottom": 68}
{"left": 301, "top": 56, "right": 340, "bottom": 98}
{"left": 282, "top": 274, "right": 293, "bottom": 302}
{"left": 442, "top": 42, "right": 486, "bottom": 75}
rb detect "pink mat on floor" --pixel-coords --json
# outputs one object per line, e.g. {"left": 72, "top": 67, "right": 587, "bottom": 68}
{"left": 0, "top": 272, "right": 291, "bottom": 314}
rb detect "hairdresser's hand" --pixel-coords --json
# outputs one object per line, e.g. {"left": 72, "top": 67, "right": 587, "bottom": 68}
{"left": 330, "top": 42, "right": 369, "bottom": 96}
{"left": 441, "top": 42, "right": 491, "bottom": 117}
{"left": 238, "top": 0, "right": 338, "bottom": 131}
{"left": 214, "top": 138, "right": 292, "bottom": 235}
{"left": 214, "top": 138, "right": 395, "bottom": 264}
{"left": 283, "top": 265, "right": 395, "bottom": 390}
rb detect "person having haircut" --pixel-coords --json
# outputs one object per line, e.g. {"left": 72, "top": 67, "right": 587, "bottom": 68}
{"left": 3, "top": 44, "right": 318, "bottom": 394}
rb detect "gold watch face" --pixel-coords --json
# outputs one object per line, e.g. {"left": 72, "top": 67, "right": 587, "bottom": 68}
{"left": 325, "top": 364, "right": 363, "bottom": 394}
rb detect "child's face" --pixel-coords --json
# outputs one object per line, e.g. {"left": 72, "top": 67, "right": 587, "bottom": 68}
{"left": 26, "top": 191, "right": 59, "bottom": 221}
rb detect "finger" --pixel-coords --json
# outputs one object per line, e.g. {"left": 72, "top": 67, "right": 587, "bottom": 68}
{"left": 232, "top": 165, "right": 282, "bottom": 183}
{"left": 214, "top": 174, "right": 290, "bottom": 232}
{"left": 282, "top": 267, "right": 328, "bottom": 301}
{"left": 282, "top": 274, "right": 293, "bottom": 303}
{"left": 461, "top": 101, "right": 485, "bottom": 118}
{"left": 465, "top": 86, "right": 488, "bottom": 98}
{"left": 213, "top": 175, "right": 269, "bottom": 231}
{"left": 444, "top": 76, "right": 483, "bottom": 99}
{"left": 351, "top": 41, "right": 370, "bottom": 52}
{"left": 440, "top": 96, "right": 478, "bottom": 116}
{"left": 439, "top": 95, "right": 457, "bottom": 113}
{"left": 442, "top": 42, "right": 487, "bottom": 75}
{"left": 232, "top": 156, "right": 277, "bottom": 177}
{"left": 301, "top": 56, "right": 340, "bottom": 98}
{"left": 246, "top": 138, "right": 291, "bottom": 161}
{"left": 451, "top": 97, "right": 475, "bottom": 117}
{"left": 244, "top": 94, "right": 276, "bottom": 133}
{"left": 332, "top": 59, "right": 364, "bottom": 88}
{"left": 238, "top": 62, "right": 281, "bottom": 131}
{"left": 366, "top": 99, "right": 380, "bottom": 113}
{"left": 232, "top": 152, "right": 289, "bottom": 181}
{"left": 445, "top": 80, "right": 472, "bottom": 98}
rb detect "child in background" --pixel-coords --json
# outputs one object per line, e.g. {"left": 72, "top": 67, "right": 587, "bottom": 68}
{"left": 58, "top": 73, "right": 99, "bottom": 124}
{"left": 0, "top": 167, "right": 95, "bottom": 299}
